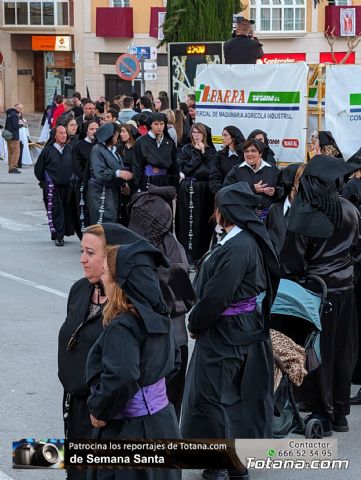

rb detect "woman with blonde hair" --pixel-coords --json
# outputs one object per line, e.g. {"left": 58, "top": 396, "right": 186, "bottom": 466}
{"left": 162, "top": 108, "right": 177, "bottom": 145}
{"left": 175, "top": 122, "right": 216, "bottom": 266}
{"left": 85, "top": 239, "right": 181, "bottom": 480}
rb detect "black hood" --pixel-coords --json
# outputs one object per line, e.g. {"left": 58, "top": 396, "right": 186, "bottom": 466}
{"left": 346, "top": 147, "right": 361, "bottom": 173}
{"left": 128, "top": 184, "right": 176, "bottom": 240}
{"left": 303, "top": 154, "right": 349, "bottom": 183}
{"left": 287, "top": 155, "right": 347, "bottom": 239}
{"left": 318, "top": 131, "right": 343, "bottom": 158}
{"left": 6, "top": 108, "right": 18, "bottom": 115}
{"left": 102, "top": 223, "right": 144, "bottom": 246}
{"left": 95, "top": 122, "right": 117, "bottom": 144}
{"left": 280, "top": 163, "right": 302, "bottom": 195}
{"left": 217, "top": 182, "right": 279, "bottom": 278}
{"left": 115, "top": 240, "right": 170, "bottom": 334}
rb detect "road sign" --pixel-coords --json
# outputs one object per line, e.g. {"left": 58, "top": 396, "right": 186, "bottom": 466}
{"left": 128, "top": 46, "right": 157, "bottom": 60}
{"left": 144, "top": 62, "right": 157, "bottom": 71}
{"left": 115, "top": 53, "right": 141, "bottom": 81}
{"left": 144, "top": 72, "right": 157, "bottom": 81}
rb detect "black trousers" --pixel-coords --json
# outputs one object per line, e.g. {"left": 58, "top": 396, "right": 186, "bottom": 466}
{"left": 296, "top": 289, "right": 358, "bottom": 419}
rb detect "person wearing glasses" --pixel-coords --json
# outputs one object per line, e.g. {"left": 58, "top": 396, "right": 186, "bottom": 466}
{"left": 58, "top": 223, "right": 144, "bottom": 480}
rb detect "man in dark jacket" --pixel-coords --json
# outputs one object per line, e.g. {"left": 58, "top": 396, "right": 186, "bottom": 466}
{"left": 5, "top": 103, "right": 22, "bottom": 173}
{"left": 224, "top": 17, "right": 263, "bottom": 64}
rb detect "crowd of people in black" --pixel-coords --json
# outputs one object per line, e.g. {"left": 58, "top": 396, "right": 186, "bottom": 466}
{"left": 33, "top": 89, "right": 361, "bottom": 480}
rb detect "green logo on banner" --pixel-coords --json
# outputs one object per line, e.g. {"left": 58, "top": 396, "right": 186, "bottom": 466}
{"left": 350, "top": 94, "right": 361, "bottom": 106}
{"left": 248, "top": 91, "right": 300, "bottom": 104}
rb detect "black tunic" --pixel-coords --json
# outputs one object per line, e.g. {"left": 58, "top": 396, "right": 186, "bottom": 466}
{"left": 175, "top": 144, "right": 216, "bottom": 263}
{"left": 88, "top": 143, "right": 125, "bottom": 224}
{"left": 224, "top": 161, "right": 282, "bottom": 209}
{"left": 133, "top": 133, "right": 179, "bottom": 191}
{"left": 58, "top": 278, "right": 103, "bottom": 480}
{"left": 209, "top": 149, "right": 242, "bottom": 194}
{"left": 34, "top": 143, "right": 76, "bottom": 240}
{"left": 265, "top": 200, "right": 289, "bottom": 257}
{"left": 181, "top": 229, "right": 274, "bottom": 439}
{"left": 85, "top": 312, "right": 181, "bottom": 480}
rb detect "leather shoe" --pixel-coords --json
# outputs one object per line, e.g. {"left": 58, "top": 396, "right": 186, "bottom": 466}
{"left": 332, "top": 415, "right": 349, "bottom": 432}
{"left": 55, "top": 239, "right": 64, "bottom": 247}
{"left": 350, "top": 387, "right": 361, "bottom": 405}
{"left": 9, "top": 168, "right": 21, "bottom": 174}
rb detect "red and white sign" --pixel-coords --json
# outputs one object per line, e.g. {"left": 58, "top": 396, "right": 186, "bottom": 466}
{"left": 115, "top": 54, "right": 141, "bottom": 81}
{"left": 320, "top": 52, "right": 355, "bottom": 64}
{"left": 282, "top": 139, "right": 299, "bottom": 148}
{"left": 257, "top": 53, "right": 306, "bottom": 64}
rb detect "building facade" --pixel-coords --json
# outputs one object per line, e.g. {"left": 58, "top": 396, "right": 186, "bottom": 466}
{"left": 0, "top": 0, "right": 360, "bottom": 112}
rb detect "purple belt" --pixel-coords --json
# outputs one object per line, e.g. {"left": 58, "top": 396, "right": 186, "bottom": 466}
{"left": 257, "top": 208, "right": 269, "bottom": 222}
{"left": 221, "top": 297, "right": 257, "bottom": 316}
{"left": 145, "top": 165, "right": 167, "bottom": 176}
{"left": 91, "top": 378, "right": 168, "bottom": 420}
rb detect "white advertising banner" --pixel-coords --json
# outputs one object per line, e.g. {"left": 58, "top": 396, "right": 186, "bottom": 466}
{"left": 195, "top": 63, "right": 309, "bottom": 163}
{"left": 325, "top": 65, "right": 361, "bottom": 160}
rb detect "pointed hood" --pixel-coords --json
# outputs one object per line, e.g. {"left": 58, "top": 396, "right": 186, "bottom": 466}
{"left": 102, "top": 222, "right": 144, "bottom": 246}
{"left": 95, "top": 122, "right": 117, "bottom": 144}
{"left": 115, "top": 240, "right": 171, "bottom": 333}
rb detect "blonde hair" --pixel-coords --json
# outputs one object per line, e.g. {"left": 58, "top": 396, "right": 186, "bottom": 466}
{"left": 190, "top": 123, "right": 208, "bottom": 148}
{"left": 289, "top": 163, "right": 307, "bottom": 202}
{"left": 321, "top": 145, "right": 339, "bottom": 157}
{"left": 83, "top": 224, "right": 106, "bottom": 244}
{"left": 102, "top": 246, "right": 138, "bottom": 326}
{"left": 162, "top": 109, "right": 175, "bottom": 125}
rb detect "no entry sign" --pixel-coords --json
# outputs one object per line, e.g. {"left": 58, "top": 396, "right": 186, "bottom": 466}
{"left": 115, "top": 54, "right": 141, "bottom": 81}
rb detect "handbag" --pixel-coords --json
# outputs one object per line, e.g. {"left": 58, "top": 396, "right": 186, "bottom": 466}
{"left": 1, "top": 129, "right": 13, "bottom": 141}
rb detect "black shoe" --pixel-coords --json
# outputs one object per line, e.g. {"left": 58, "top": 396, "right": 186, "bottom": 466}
{"left": 55, "top": 239, "right": 64, "bottom": 247}
{"left": 9, "top": 168, "right": 21, "bottom": 174}
{"left": 332, "top": 415, "right": 349, "bottom": 432}
{"left": 201, "top": 470, "right": 228, "bottom": 480}
{"left": 350, "top": 387, "right": 361, "bottom": 405}
{"left": 229, "top": 468, "right": 249, "bottom": 480}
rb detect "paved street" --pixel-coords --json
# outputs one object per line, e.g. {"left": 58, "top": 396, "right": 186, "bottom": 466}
{"left": 0, "top": 158, "right": 361, "bottom": 480}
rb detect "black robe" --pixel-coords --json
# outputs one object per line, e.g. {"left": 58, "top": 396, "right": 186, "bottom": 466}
{"left": 73, "top": 139, "right": 94, "bottom": 232}
{"left": 85, "top": 311, "right": 181, "bottom": 480}
{"left": 133, "top": 133, "right": 179, "bottom": 191}
{"left": 34, "top": 143, "right": 76, "bottom": 240}
{"left": 224, "top": 162, "right": 282, "bottom": 209}
{"left": 181, "top": 229, "right": 274, "bottom": 439}
{"left": 116, "top": 143, "right": 136, "bottom": 226}
{"left": 58, "top": 278, "right": 104, "bottom": 480}
{"left": 209, "top": 149, "right": 243, "bottom": 194}
{"left": 175, "top": 144, "right": 216, "bottom": 263}
{"left": 281, "top": 198, "right": 361, "bottom": 419}
{"left": 265, "top": 200, "right": 289, "bottom": 258}
{"left": 88, "top": 143, "right": 125, "bottom": 224}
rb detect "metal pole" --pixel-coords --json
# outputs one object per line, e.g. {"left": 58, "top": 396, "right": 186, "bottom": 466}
{"left": 140, "top": 55, "right": 145, "bottom": 96}
{"left": 317, "top": 64, "right": 324, "bottom": 132}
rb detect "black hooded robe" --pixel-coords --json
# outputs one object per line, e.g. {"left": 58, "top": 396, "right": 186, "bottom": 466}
{"left": 58, "top": 224, "right": 148, "bottom": 480}
{"left": 34, "top": 143, "right": 75, "bottom": 241}
{"left": 209, "top": 149, "right": 243, "bottom": 194}
{"left": 181, "top": 229, "right": 275, "bottom": 439}
{"left": 85, "top": 240, "right": 181, "bottom": 480}
{"left": 175, "top": 144, "right": 216, "bottom": 263}
{"left": 88, "top": 143, "right": 126, "bottom": 224}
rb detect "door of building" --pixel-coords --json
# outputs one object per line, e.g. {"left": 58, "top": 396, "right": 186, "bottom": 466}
{"left": 104, "top": 75, "right": 141, "bottom": 100}
{"left": 34, "top": 51, "right": 45, "bottom": 112}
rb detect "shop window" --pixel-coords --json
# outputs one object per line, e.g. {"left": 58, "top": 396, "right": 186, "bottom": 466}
{"left": 110, "top": 0, "right": 130, "bottom": 6}
{"left": 3, "top": 0, "right": 69, "bottom": 26}
{"left": 4, "top": 3, "right": 16, "bottom": 24}
{"left": 249, "top": 0, "right": 306, "bottom": 33}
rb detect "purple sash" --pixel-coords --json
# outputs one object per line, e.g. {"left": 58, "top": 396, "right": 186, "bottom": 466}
{"left": 221, "top": 297, "right": 257, "bottom": 316}
{"left": 91, "top": 378, "right": 168, "bottom": 420}
{"left": 145, "top": 165, "right": 167, "bottom": 176}
{"left": 257, "top": 208, "right": 269, "bottom": 222}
